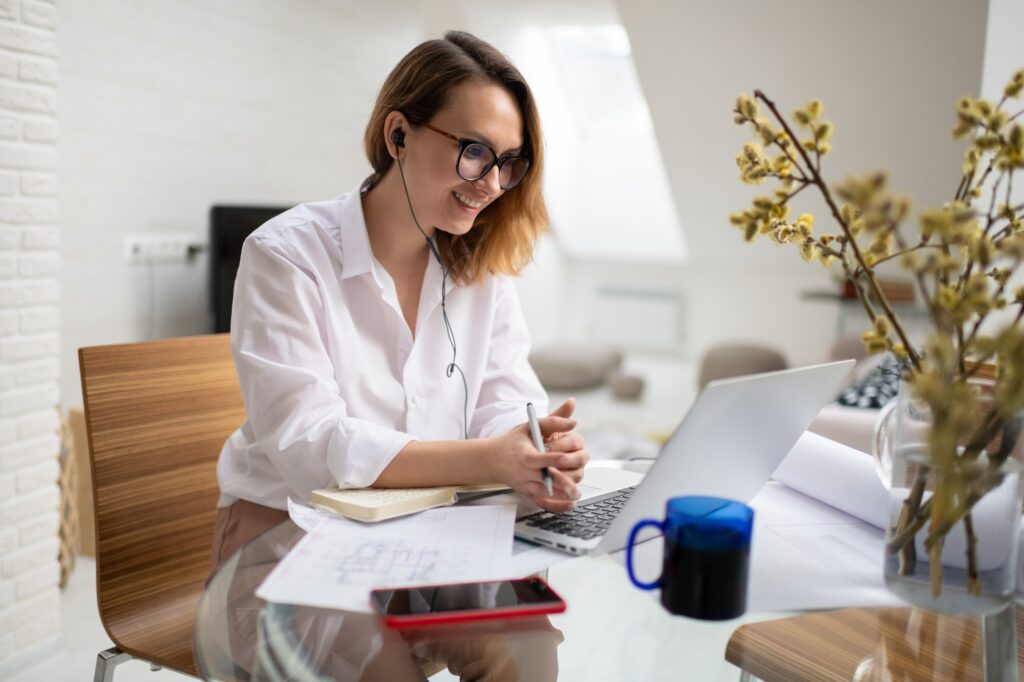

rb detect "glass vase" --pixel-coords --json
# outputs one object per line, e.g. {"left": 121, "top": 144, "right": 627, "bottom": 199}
{"left": 874, "top": 377, "right": 1024, "bottom": 616}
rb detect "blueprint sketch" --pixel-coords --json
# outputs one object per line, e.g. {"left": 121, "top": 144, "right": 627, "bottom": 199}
{"left": 257, "top": 504, "right": 517, "bottom": 613}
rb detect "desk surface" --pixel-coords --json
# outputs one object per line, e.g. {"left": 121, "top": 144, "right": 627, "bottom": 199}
{"left": 194, "top": 519, "right": 1018, "bottom": 681}
{"left": 194, "top": 519, "right": 787, "bottom": 681}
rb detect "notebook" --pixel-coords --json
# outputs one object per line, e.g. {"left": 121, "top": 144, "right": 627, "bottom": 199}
{"left": 514, "top": 359, "right": 856, "bottom": 555}
{"left": 311, "top": 483, "right": 507, "bottom": 523}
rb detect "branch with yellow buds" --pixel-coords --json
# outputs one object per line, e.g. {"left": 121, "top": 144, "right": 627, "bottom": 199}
{"left": 730, "top": 66, "right": 1024, "bottom": 598}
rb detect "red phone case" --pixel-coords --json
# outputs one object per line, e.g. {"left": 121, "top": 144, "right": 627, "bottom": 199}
{"left": 370, "top": 577, "right": 566, "bottom": 629}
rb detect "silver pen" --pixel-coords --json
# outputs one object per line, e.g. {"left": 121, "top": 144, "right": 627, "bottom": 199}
{"left": 526, "top": 402, "right": 554, "bottom": 497}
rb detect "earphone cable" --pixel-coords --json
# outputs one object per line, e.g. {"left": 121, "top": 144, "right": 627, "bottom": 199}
{"left": 396, "top": 153, "right": 470, "bottom": 439}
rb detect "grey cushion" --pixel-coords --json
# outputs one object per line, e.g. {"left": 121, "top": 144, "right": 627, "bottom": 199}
{"left": 697, "top": 343, "right": 788, "bottom": 389}
{"left": 529, "top": 345, "right": 623, "bottom": 391}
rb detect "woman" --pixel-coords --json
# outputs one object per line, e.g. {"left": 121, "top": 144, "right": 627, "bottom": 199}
{"left": 210, "top": 30, "right": 590, "bottom": 569}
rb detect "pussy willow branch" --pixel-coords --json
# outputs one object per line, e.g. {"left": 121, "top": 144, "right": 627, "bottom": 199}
{"left": 955, "top": 172, "right": 970, "bottom": 202}
{"left": 983, "top": 171, "right": 1005, "bottom": 239}
{"left": 885, "top": 228, "right": 942, "bottom": 329}
{"left": 887, "top": 494, "right": 932, "bottom": 555}
{"left": 961, "top": 272, "right": 1014, "bottom": 355}
{"left": 964, "top": 513, "right": 980, "bottom": 594}
{"left": 841, "top": 261, "right": 883, "bottom": 323}
{"left": 963, "top": 305, "right": 1024, "bottom": 381}
{"left": 851, "top": 241, "right": 938, "bottom": 273}
{"left": 924, "top": 473, "right": 1004, "bottom": 550}
{"left": 1006, "top": 169, "right": 1015, "bottom": 212}
{"left": 754, "top": 89, "right": 923, "bottom": 371}
{"left": 779, "top": 179, "right": 812, "bottom": 205}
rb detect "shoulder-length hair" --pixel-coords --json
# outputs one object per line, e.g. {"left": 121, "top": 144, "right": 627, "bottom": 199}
{"left": 364, "top": 30, "right": 548, "bottom": 286}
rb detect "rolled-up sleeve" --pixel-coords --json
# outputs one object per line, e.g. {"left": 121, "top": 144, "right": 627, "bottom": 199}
{"left": 470, "top": 277, "right": 549, "bottom": 439}
{"left": 232, "top": 236, "right": 415, "bottom": 494}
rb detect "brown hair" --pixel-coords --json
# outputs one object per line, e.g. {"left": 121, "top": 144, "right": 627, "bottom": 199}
{"left": 364, "top": 30, "right": 548, "bottom": 286}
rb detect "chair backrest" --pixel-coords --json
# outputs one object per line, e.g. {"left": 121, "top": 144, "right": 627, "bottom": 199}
{"left": 79, "top": 334, "right": 245, "bottom": 675}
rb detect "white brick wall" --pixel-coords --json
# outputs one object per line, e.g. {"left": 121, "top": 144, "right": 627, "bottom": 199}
{"left": 0, "top": 0, "right": 59, "bottom": 668}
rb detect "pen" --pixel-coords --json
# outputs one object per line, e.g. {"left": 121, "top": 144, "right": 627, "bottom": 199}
{"left": 526, "top": 402, "right": 554, "bottom": 497}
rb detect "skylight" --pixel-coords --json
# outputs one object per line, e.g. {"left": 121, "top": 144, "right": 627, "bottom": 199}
{"left": 511, "top": 24, "right": 687, "bottom": 262}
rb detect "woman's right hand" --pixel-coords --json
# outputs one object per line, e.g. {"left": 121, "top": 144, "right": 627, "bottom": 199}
{"left": 488, "top": 405, "right": 586, "bottom": 513}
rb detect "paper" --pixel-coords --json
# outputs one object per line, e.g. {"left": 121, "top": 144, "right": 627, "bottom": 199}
{"left": 257, "top": 504, "right": 517, "bottom": 613}
{"left": 773, "top": 431, "right": 1022, "bottom": 571}
{"left": 458, "top": 490, "right": 577, "bottom": 577}
{"left": 771, "top": 431, "right": 888, "bottom": 528}
{"left": 287, "top": 496, "right": 333, "bottom": 533}
{"left": 747, "top": 483, "right": 900, "bottom": 611}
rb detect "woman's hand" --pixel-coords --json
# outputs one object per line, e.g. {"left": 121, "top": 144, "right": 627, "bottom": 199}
{"left": 489, "top": 399, "right": 590, "bottom": 512}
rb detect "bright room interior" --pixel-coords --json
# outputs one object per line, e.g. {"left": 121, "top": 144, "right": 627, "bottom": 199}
{"left": 1, "top": 0, "right": 1021, "bottom": 679}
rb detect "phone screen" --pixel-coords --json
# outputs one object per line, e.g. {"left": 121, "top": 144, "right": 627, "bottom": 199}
{"left": 371, "top": 577, "right": 562, "bottom": 618}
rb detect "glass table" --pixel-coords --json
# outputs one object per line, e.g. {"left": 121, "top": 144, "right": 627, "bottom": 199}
{"left": 193, "top": 519, "right": 779, "bottom": 681}
{"left": 194, "top": 518, "right": 1022, "bottom": 681}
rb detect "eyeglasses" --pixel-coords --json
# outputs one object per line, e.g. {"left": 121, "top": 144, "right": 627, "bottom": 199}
{"left": 420, "top": 122, "right": 531, "bottom": 190}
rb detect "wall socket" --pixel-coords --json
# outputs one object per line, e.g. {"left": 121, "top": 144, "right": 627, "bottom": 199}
{"left": 124, "top": 232, "right": 203, "bottom": 265}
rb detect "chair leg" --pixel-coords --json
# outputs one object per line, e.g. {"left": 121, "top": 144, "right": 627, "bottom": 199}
{"left": 94, "top": 647, "right": 132, "bottom": 682}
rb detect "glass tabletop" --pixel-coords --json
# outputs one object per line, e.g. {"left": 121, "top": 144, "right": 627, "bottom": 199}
{"left": 193, "top": 519, "right": 774, "bottom": 681}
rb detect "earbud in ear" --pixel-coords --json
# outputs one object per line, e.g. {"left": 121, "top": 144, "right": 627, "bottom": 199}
{"left": 391, "top": 129, "right": 405, "bottom": 148}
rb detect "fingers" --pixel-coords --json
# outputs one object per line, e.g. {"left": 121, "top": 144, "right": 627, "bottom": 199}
{"left": 537, "top": 415, "right": 576, "bottom": 438}
{"left": 523, "top": 480, "right": 577, "bottom": 513}
{"left": 523, "top": 469, "right": 580, "bottom": 504}
{"left": 544, "top": 432, "right": 585, "bottom": 453}
{"left": 532, "top": 497, "right": 577, "bottom": 513}
{"left": 546, "top": 397, "right": 576, "bottom": 420}
{"left": 524, "top": 451, "right": 588, "bottom": 470}
{"left": 549, "top": 468, "right": 580, "bottom": 499}
{"left": 559, "top": 467, "right": 585, "bottom": 484}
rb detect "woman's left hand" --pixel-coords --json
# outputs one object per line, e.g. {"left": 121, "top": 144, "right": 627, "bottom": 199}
{"left": 543, "top": 399, "right": 590, "bottom": 493}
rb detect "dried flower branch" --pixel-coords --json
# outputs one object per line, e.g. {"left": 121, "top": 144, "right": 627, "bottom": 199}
{"left": 731, "top": 67, "right": 1024, "bottom": 595}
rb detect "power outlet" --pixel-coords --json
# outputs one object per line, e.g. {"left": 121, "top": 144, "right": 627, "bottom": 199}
{"left": 124, "top": 232, "right": 203, "bottom": 265}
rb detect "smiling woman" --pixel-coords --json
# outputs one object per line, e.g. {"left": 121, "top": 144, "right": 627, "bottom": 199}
{"left": 362, "top": 30, "right": 549, "bottom": 286}
{"left": 210, "top": 31, "right": 591, "bottom": 583}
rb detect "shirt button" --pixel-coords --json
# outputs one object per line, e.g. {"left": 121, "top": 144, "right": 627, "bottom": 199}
{"left": 410, "top": 395, "right": 422, "bottom": 406}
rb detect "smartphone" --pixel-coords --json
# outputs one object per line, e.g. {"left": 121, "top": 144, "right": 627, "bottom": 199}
{"left": 369, "top": 577, "right": 566, "bottom": 629}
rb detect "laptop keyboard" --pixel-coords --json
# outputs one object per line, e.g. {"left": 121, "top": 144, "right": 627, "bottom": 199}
{"left": 520, "top": 487, "right": 637, "bottom": 541}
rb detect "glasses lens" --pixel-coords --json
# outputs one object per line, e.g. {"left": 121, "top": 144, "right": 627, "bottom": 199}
{"left": 499, "top": 157, "right": 530, "bottom": 189}
{"left": 458, "top": 143, "right": 494, "bottom": 181}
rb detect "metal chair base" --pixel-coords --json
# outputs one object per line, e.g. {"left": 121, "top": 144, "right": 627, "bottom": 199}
{"left": 94, "top": 648, "right": 131, "bottom": 682}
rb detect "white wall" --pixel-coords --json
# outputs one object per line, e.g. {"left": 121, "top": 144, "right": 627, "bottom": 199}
{"left": 614, "top": 0, "right": 988, "bottom": 363}
{"left": 0, "top": 0, "right": 61, "bottom": 671}
{"left": 419, "top": 1, "right": 989, "bottom": 365}
{"left": 52, "top": 1, "right": 996, "bottom": 402}
{"left": 979, "top": 0, "right": 1024, "bottom": 331}
{"left": 57, "top": 0, "right": 421, "bottom": 408}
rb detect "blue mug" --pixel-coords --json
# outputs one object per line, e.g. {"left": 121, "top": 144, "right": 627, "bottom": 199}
{"left": 625, "top": 495, "right": 753, "bottom": 620}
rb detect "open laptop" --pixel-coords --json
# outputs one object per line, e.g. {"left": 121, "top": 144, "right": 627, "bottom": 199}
{"left": 515, "top": 359, "right": 855, "bottom": 555}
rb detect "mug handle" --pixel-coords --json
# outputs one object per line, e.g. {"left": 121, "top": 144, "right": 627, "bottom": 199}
{"left": 626, "top": 518, "right": 664, "bottom": 590}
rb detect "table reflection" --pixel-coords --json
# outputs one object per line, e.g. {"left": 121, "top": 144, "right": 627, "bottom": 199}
{"left": 194, "top": 520, "right": 563, "bottom": 681}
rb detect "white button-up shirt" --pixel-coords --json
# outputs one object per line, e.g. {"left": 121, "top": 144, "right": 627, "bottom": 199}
{"left": 216, "top": 186, "right": 548, "bottom": 509}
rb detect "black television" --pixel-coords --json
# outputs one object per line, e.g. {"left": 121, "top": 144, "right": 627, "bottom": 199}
{"left": 209, "top": 205, "right": 290, "bottom": 333}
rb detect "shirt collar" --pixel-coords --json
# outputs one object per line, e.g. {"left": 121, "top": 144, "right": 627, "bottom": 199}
{"left": 336, "top": 181, "right": 450, "bottom": 317}
{"left": 336, "top": 184, "right": 374, "bottom": 281}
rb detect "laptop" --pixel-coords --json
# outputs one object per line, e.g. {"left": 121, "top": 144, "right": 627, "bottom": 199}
{"left": 515, "top": 359, "right": 855, "bottom": 555}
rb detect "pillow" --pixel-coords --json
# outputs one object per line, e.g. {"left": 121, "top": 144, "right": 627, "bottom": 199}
{"left": 835, "top": 354, "right": 902, "bottom": 409}
{"left": 528, "top": 345, "right": 623, "bottom": 391}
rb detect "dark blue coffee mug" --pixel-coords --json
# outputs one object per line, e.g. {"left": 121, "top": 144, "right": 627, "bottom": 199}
{"left": 625, "top": 495, "right": 753, "bottom": 620}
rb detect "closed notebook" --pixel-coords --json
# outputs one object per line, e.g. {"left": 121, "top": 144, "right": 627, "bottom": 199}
{"left": 309, "top": 483, "right": 509, "bottom": 523}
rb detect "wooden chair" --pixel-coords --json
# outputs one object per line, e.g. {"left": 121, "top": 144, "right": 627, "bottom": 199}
{"left": 79, "top": 334, "right": 245, "bottom": 680}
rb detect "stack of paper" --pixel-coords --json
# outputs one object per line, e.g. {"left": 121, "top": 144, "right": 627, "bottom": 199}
{"left": 259, "top": 503, "right": 568, "bottom": 613}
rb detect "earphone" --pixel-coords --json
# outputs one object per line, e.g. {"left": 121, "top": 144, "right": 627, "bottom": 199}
{"left": 392, "top": 126, "right": 471, "bottom": 439}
